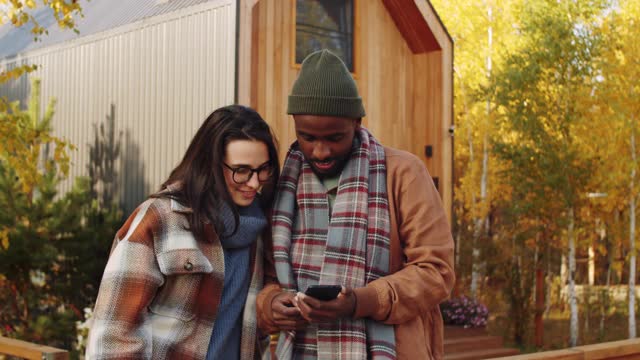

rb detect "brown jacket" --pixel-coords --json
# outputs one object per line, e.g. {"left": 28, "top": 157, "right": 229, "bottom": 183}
{"left": 257, "top": 147, "right": 455, "bottom": 359}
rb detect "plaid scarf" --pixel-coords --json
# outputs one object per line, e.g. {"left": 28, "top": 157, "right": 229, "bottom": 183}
{"left": 271, "top": 128, "right": 397, "bottom": 359}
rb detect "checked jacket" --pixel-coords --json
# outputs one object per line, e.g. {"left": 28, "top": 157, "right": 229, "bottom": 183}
{"left": 87, "top": 195, "right": 268, "bottom": 359}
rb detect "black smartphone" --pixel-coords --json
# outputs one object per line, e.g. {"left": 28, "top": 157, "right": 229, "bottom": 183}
{"left": 304, "top": 285, "right": 342, "bottom": 301}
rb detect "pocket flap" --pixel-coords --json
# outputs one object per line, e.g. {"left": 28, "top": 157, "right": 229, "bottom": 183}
{"left": 157, "top": 248, "right": 213, "bottom": 275}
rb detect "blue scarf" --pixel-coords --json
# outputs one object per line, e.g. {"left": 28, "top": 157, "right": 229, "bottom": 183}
{"left": 206, "top": 198, "right": 267, "bottom": 360}
{"left": 219, "top": 198, "right": 267, "bottom": 249}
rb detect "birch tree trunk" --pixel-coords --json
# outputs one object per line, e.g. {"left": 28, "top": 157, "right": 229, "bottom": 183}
{"left": 471, "top": 3, "right": 493, "bottom": 299}
{"left": 545, "top": 244, "right": 552, "bottom": 316}
{"left": 629, "top": 128, "right": 637, "bottom": 339}
{"left": 568, "top": 207, "right": 579, "bottom": 347}
{"left": 588, "top": 245, "right": 595, "bottom": 286}
{"left": 456, "top": 69, "right": 469, "bottom": 271}
{"left": 561, "top": 254, "right": 568, "bottom": 290}
{"left": 600, "top": 220, "right": 610, "bottom": 340}
{"left": 468, "top": 95, "right": 479, "bottom": 297}
{"left": 534, "top": 240, "right": 544, "bottom": 347}
{"left": 616, "top": 209, "right": 624, "bottom": 284}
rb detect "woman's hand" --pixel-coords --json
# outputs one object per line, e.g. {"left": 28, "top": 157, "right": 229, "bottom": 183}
{"left": 271, "top": 291, "right": 308, "bottom": 330}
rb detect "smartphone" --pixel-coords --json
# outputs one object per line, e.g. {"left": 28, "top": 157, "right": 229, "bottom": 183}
{"left": 304, "top": 285, "right": 342, "bottom": 301}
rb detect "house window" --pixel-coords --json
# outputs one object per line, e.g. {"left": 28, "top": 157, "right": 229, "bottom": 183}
{"left": 295, "top": 0, "right": 354, "bottom": 72}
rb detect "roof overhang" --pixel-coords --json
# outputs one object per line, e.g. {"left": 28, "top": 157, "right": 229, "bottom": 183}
{"left": 382, "top": 0, "right": 452, "bottom": 53}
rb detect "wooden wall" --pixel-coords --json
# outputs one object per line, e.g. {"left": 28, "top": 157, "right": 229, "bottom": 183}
{"left": 238, "top": 0, "right": 453, "bottom": 222}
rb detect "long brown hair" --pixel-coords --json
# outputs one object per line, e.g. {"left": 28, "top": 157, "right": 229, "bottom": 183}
{"left": 154, "top": 105, "right": 279, "bottom": 240}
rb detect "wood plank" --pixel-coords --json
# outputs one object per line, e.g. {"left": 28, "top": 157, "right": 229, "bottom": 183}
{"left": 499, "top": 338, "right": 640, "bottom": 360}
{"left": 256, "top": 0, "right": 267, "bottom": 115}
{"left": 0, "top": 336, "right": 68, "bottom": 360}
{"left": 445, "top": 347, "right": 520, "bottom": 360}
{"left": 444, "top": 325, "right": 488, "bottom": 338}
{"left": 271, "top": 0, "right": 283, "bottom": 137}
{"left": 404, "top": 42, "right": 415, "bottom": 156}
{"left": 250, "top": 0, "right": 260, "bottom": 109}
{"left": 283, "top": 0, "right": 296, "bottom": 155}
{"left": 444, "top": 335, "right": 504, "bottom": 354}
{"left": 264, "top": 0, "right": 275, "bottom": 128}
{"left": 440, "top": 39, "right": 454, "bottom": 223}
{"left": 412, "top": 54, "right": 429, "bottom": 170}
{"left": 500, "top": 349, "right": 584, "bottom": 360}
{"left": 580, "top": 339, "right": 640, "bottom": 359}
{"left": 238, "top": 0, "right": 259, "bottom": 105}
{"left": 355, "top": 0, "right": 367, "bottom": 127}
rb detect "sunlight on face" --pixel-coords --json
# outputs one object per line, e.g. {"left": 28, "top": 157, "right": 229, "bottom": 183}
{"left": 222, "top": 140, "right": 270, "bottom": 207}
{"left": 293, "top": 115, "right": 360, "bottom": 178}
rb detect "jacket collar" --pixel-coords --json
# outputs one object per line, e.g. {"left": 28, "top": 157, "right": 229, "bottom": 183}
{"left": 161, "top": 182, "right": 193, "bottom": 214}
{"left": 170, "top": 198, "right": 192, "bottom": 214}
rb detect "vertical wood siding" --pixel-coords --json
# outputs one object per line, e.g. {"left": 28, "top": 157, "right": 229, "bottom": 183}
{"left": 0, "top": 0, "right": 236, "bottom": 213}
{"left": 242, "top": 0, "right": 453, "bottom": 221}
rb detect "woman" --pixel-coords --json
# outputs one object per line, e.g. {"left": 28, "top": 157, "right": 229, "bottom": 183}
{"left": 86, "top": 105, "right": 279, "bottom": 359}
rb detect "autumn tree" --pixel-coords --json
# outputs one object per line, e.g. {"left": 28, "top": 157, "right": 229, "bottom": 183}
{"left": 1, "top": 0, "right": 85, "bottom": 198}
{"left": 596, "top": 0, "right": 640, "bottom": 338}
{"left": 0, "top": 1, "right": 122, "bottom": 352}
{"left": 431, "top": 0, "right": 520, "bottom": 298}
{"left": 492, "top": 0, "right": 609, "bottom": 347}
{"left": 0, "top": 0, "right": 84, "bottom": 82}
{"left": 434, "top": 0, "right": 637, "bottom": 349}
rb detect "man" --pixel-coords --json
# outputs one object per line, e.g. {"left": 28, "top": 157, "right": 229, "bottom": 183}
{"left": 257, "top": 49, "right": 455, "bottom": 359}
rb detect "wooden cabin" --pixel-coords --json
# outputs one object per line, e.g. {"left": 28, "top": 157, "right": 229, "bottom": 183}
{"left": 238, "top": 0, "right": 454, "bottom": 221}
{"left": 0, "top": 0, "right": 453, "bottom": 221}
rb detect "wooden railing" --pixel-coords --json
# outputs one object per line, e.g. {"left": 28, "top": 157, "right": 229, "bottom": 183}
{"left": 501, "top": 338, "right": 640, "bottom": 360}
{"left": 0, "top": 336, "right": 68, "bottom": 360}
{"left": 2, "top": 334, "right": 638, "bottom": 360}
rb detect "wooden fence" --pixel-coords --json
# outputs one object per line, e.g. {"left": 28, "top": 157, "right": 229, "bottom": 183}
{"left": 0, "top": 336, "right": 68, "bottom": 360}
{"left": 502, "top": 338, "right": 640, "bottom": 360}
{"left": 1, "top": 334, "right": 639, "bottom": 359}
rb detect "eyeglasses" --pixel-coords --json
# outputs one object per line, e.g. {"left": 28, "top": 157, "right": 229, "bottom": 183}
{"left": 223, "top": 162, "right": 273, "bottom": 184}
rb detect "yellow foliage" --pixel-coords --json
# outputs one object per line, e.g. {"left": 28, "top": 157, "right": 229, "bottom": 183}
{"left": 0, "top": 228, "right": 8, "bottom": 250}
{"left": 0, "top": 79, "right": 72, "bottom": 196}
{"left": 0, "top": 64, "right": 38, "bottom": 84}
{"left": 0, "top": 0, "right": 84, "bottom": 38}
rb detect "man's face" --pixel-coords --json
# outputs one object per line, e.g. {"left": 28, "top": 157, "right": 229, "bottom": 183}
{"left": 293, "top": 114, "right": 361, "bottom": 178}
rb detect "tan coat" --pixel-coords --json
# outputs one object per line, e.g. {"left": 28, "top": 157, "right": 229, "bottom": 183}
{"left": 257, "top": 147, "right": 456, "bottom": 359}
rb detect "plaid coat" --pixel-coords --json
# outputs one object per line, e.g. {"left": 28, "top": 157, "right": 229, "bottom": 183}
{"left": 257, "top": 147, "right": 455, "bottom": 359}
{"left": 87, "top": 196, "right": 267, "bottom": 359}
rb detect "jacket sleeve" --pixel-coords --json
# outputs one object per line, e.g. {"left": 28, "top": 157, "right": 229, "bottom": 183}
{"left": 353, "top": 155, "right": 455, "bottom": 324}
{"left": 86, "top": 202, "right": 164, "bottom": 359}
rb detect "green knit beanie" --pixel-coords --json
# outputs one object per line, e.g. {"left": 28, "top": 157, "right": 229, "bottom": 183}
{"left": 287, "top": 49, "right": 365, "bottom": 118}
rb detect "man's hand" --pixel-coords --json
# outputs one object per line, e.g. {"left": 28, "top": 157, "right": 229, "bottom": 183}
{"left": 294, "top": 286, "right": 357, "bottom": 323}
{"left": 271, "top": 291, "right": 308, "bottom": 330}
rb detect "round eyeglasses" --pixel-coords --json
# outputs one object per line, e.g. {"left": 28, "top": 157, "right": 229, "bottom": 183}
{"left": 223, "top": 163, "right": 273, "bottom": 184}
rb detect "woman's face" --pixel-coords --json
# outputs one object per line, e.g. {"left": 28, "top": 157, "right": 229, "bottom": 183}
{"left": 223, "top": 139, "right": 271, "bottom": 207}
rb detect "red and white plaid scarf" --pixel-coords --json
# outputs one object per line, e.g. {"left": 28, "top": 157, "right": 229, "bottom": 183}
{"left": 271, "top": 128, "right": 397, "bottom": 359}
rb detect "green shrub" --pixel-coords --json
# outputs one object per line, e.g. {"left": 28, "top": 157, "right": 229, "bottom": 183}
{"left": 0, "top": 79, "right": 122, "bottom": 356}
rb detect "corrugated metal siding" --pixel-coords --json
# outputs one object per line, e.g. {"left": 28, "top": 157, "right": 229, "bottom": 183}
{"left": 0, "top": 0, "right": 236, "bottom": 213}
{"left": 0, "top": 0, "right": 218, "bottom": 58}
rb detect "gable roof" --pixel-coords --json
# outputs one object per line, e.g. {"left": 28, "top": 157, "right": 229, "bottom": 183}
{"left": 0, "top": 0, "right": 212, "bottom": 59}
{"left": 382, "top": 0, "right": 452, "bottom": 53}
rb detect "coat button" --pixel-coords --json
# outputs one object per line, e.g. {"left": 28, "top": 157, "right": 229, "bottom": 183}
{"left": 184, "top": 261, "right": 193, "bottom": 271}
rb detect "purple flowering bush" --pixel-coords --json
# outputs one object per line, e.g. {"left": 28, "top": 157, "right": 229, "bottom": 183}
{"left": 439, "top": 296, "right": 489, "bottom": 328}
